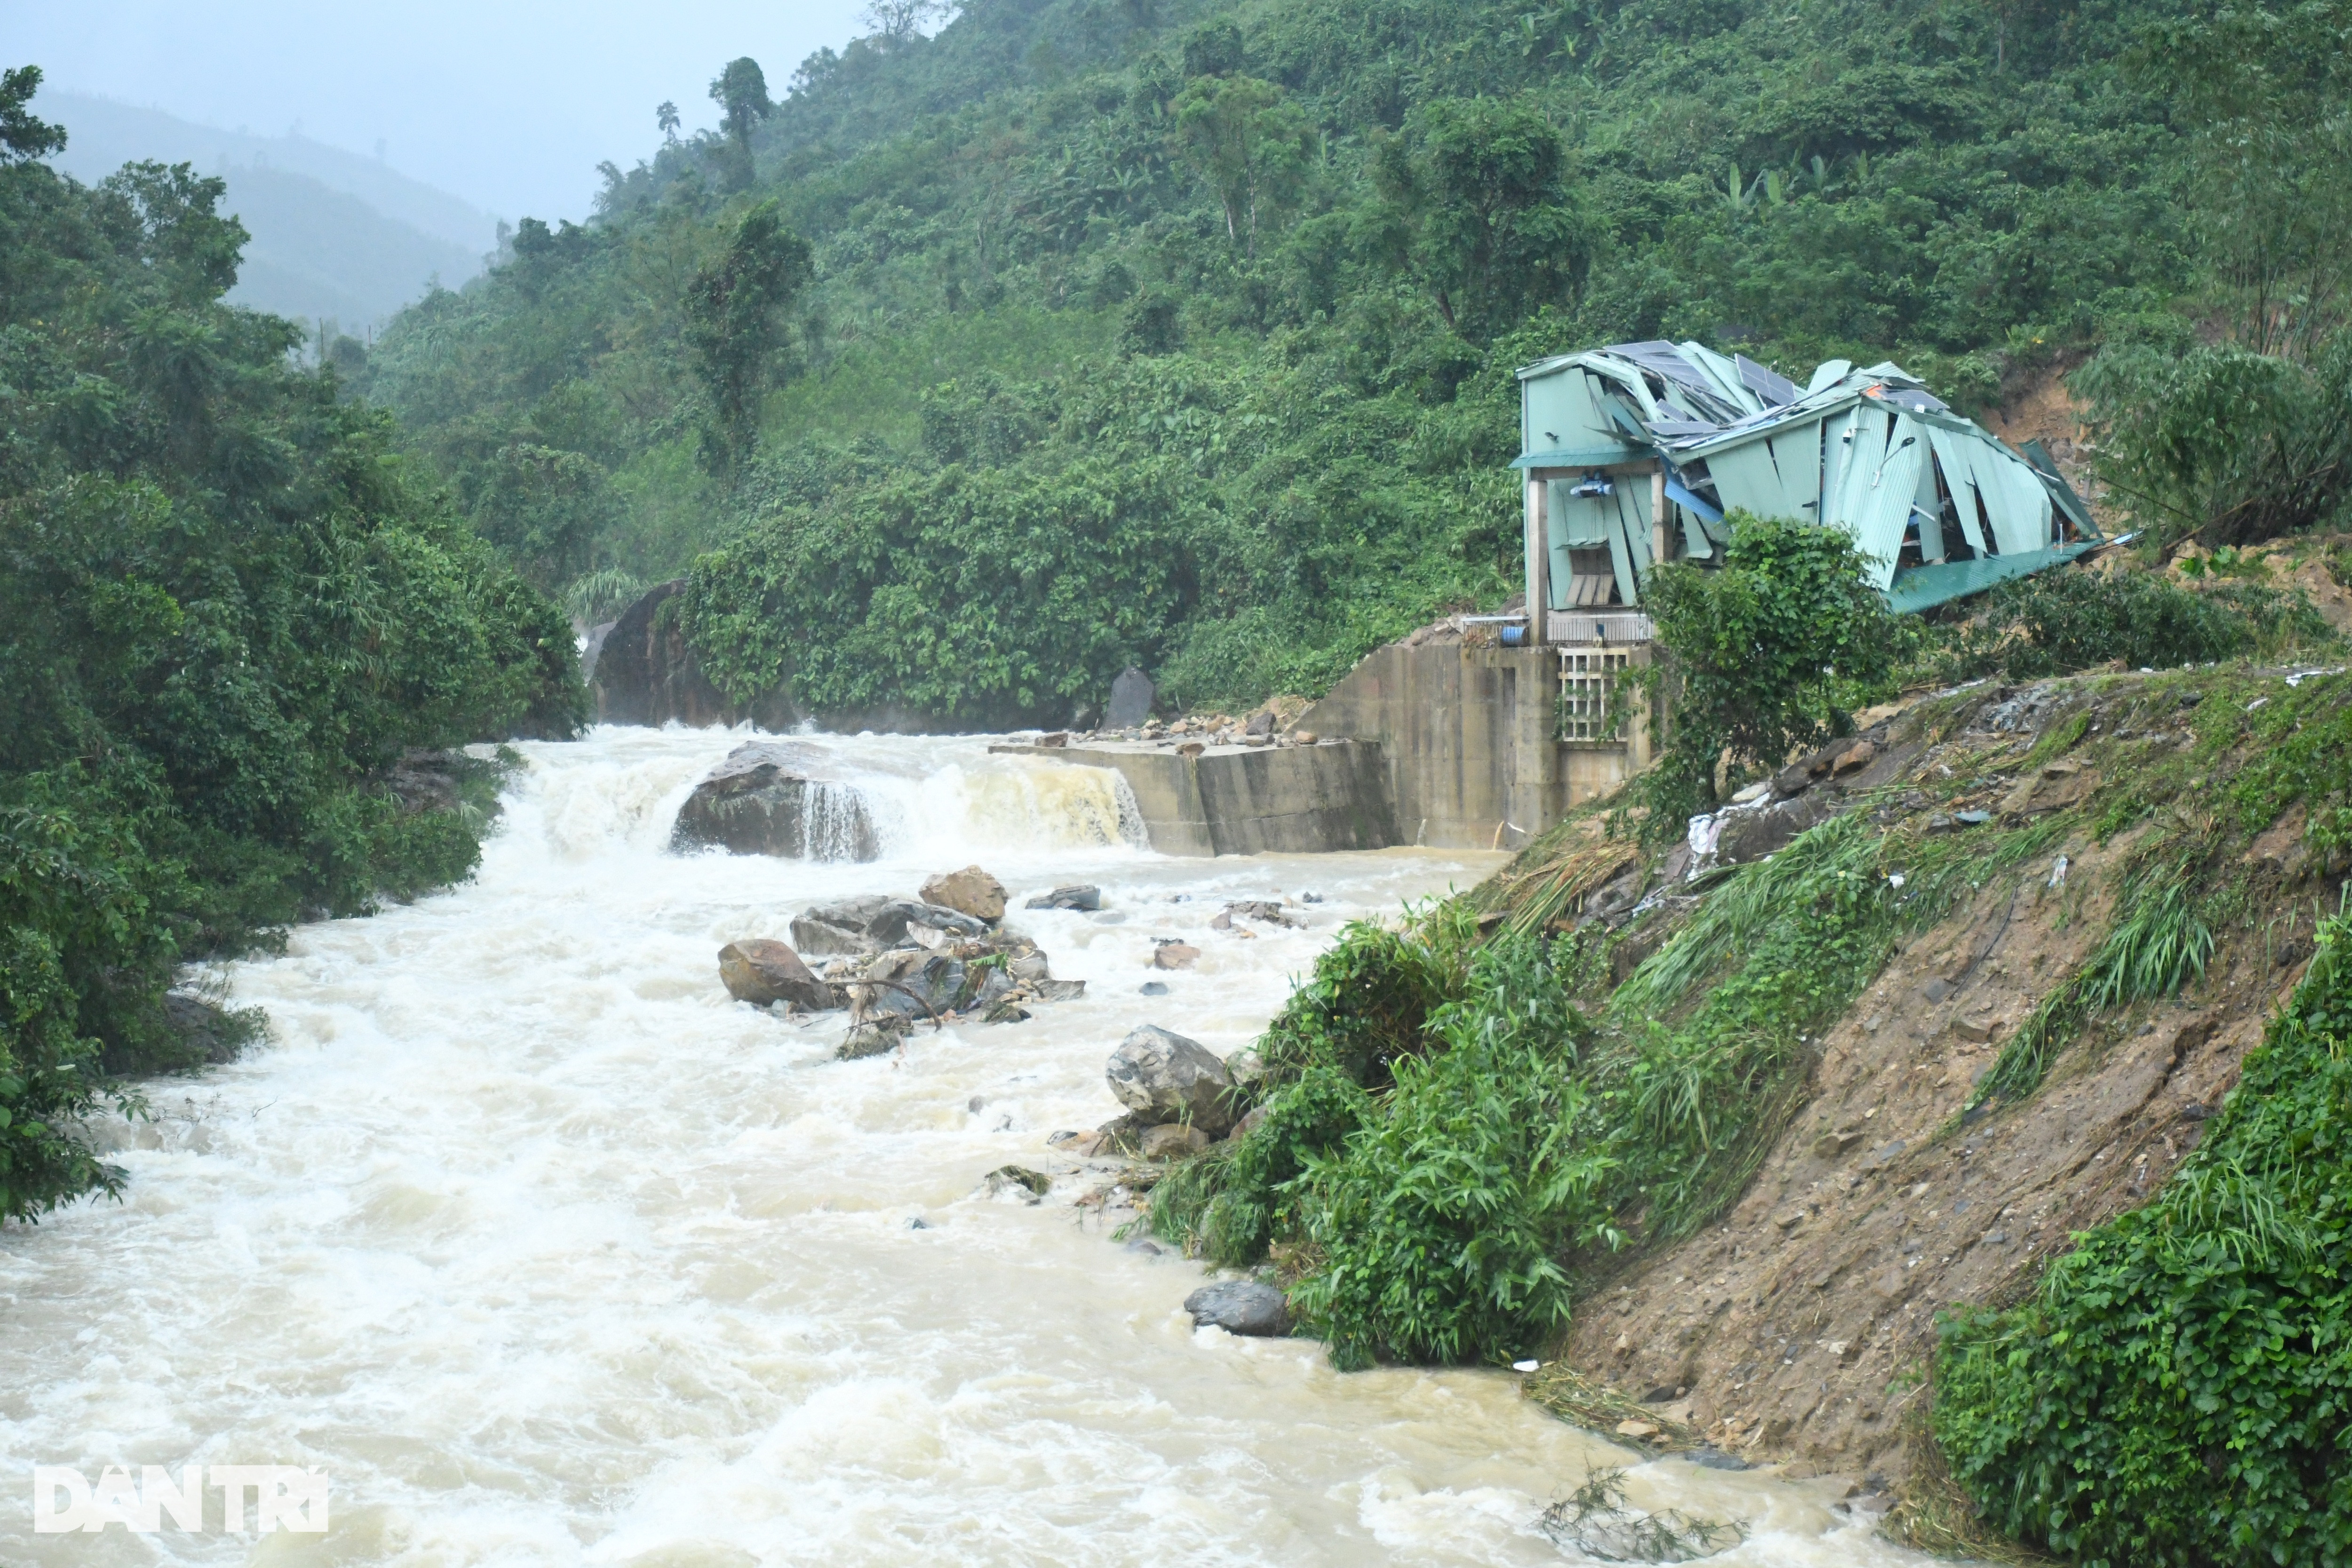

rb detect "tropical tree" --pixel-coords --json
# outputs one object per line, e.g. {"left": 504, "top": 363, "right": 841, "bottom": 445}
{"left": 707, "top": 57, "right": 772, "bottom": 189}
{"left": 683, "top": 199, "right": 812, "bottom": 475}
{"left": 1170, "top": 74, "right": 1315, "bottom": 258}
{"left": 1364, "top": 96, "right": 1594, "bottom": 339}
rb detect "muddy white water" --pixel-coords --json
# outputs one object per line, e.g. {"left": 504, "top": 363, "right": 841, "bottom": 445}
{"left": 1, "top": 728, "right": 1939, "bottom": 1566}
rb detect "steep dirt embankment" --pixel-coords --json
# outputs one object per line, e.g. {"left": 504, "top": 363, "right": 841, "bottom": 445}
{"left": 1519, "top": 666, "right": 2344, "bottom": 1502}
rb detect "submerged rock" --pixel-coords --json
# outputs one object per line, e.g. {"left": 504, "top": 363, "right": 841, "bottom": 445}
{"left": 1183, "top": 1280, "right": 1291, "bottom": 1337}
{"left": 921, "top": 865, "right": 1007, "bottom": 923}
{"left": 673, "top": 742, "right": 880, "bottom": 860}
{"left": 718, "top": 939, "right": 838, "bottom": 1011}
{"left": 837, "top": 1016, "right": 907, "bottom": 1059}
{"left": 983, "top": 1165, "right": 1051, "bottom": 1203}
{"left": 1025, "top": 884, "right": 1104, "bottom": 912}
{"left": 1152, "top": 942, "right": 1200, "bottom": 971}
{"left": 1106, "top": 1025, "right": 1235, "bottom": 1137}
{"left": 848, "top": 950, "right": 967, "bottom": 1023}
{"left": 795, "top": 895, "right": 984, "bottom": 953}
{"left": 790, "top": 915, "right": 876, "bottom": 956}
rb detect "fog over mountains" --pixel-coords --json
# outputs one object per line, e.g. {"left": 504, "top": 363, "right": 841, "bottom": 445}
{"left": 49, "top": 91, "right": 498, "bottom": 328}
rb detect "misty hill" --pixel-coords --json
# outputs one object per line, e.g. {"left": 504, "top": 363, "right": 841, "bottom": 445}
{"left": 353, "top": 0, "right": 2322, "bottom": 723}
{"left": 49, "top": 91, "right": 494, "bottom": 327}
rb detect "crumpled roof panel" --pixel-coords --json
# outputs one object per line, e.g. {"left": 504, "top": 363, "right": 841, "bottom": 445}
{"left": 1517, "top": 340, "right": 2101, "bottom": 609}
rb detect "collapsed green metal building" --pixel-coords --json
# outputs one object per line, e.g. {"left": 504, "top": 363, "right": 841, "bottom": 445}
{"left": 1513, "top": 341, "right": 2102, "bottom": 645}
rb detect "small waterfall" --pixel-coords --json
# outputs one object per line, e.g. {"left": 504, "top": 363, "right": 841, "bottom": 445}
{"left": 667, "top": 735, "right": 1150, "bottom": 862}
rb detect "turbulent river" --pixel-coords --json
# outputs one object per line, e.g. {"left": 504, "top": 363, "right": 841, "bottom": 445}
{"left": 1, "top": 728, "right": 1939, "bottom": 1566}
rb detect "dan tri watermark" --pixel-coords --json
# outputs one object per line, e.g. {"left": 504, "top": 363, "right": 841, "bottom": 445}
{"left": 32, "top": 1465, "right": 328, "bottom": 1534}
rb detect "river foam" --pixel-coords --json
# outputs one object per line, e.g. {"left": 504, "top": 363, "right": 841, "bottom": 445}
{"left": 0, "top": 727, "right": 1943, "bottom": 1565}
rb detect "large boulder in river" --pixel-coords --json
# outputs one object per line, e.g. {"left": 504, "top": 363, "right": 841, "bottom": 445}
{"left": 920, "top": 865, "right": 1007, "bottom": 923}
{"left": 1183, "top": 1281, "right": 1291, "bottom": 1337}
{"left": 1106, "top": 1025, "right": 1235, "bottom": 1136}
{"left": 718, "top": 939, "right": 838, "bottom": 1011}
{"left": 672, "top": 741, "right": 881, "bottom": 861}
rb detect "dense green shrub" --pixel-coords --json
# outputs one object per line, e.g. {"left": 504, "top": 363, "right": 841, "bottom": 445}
{"left": 1629, "top": 515, "right": 1900, "bottom": 839}
{"left": 2076, "top": 338, "right": 2352, "bottom": 550}
{"left": 1254, "top": 902, "right": 1481, "bottom": 1090}
{"left": 1926, "top": 566, "right": 2331, "bottom": 684}
{"left": 1934, "top": 912, "right": 2352, "bottom": 1567}
{"left": 1291, "top": 932, "right": 1612, "bottom": 1368}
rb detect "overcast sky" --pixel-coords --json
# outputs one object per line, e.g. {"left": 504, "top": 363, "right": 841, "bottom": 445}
{"left": 5, "top": 0, "right": 873, "bottom": 220}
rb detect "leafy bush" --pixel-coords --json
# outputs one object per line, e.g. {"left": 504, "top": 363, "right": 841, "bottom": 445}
{"left": 1935, "top": 912, "right": 2352, "bottom": 1567}
{"left": 1290, "top": 933, "right": 1613, "bottom": 1368}
{"left": 1147, "top": 1065, "right": 1370, "bottom": 1269}
{"left": 1254, "top": 901, "right": 1481, "bottom": 1090}
{"left": 1629, "top": 515, "right": 1901, "bottom": 840}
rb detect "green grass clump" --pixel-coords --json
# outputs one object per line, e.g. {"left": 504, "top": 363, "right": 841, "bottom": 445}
{"left": 1934, "top": 908, "right": 2352, "bottom": 1568}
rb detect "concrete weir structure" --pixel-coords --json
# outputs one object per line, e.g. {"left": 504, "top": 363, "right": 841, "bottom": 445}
{"left": 987, "top": 638, "right": 1653, "bottom": 858}
{"left": 988, "top": 739, "right": 1396, "bottom": 856}
{"left": 1298, "top": 640, "right": 1652, "bottom": 852}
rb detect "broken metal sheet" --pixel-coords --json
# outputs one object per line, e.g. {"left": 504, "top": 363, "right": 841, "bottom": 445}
{"left": 1547, "top": 478, "right": 1614, "bottom": 546}
{"left": 1818, "top": 406, "right": 1866, "bottom": 525}
{"left": 1912, "top": 439, "right": 1946, "bottom": 563}
{"left": 1887, "top": 543, "right": 2097, "bottom": 613}
{"left": 1663, "top": 476, "right": 1722, "bottom": 524}
{"left": 1841, "top": 418, "right": 1929, "bottom": 588}
{"left": 2021, "top": 438, "right": 2100, "bottom": 540}
{"left": 1927, "top": 427, "right": 1994, "bottom": 555}
{"left": 1806, "top": 358, "right": 1854, "bottom": 395}
{"left": 1702, "top": 438, "right": 1800, "bottom": 521}
{"left": 1677, "top": 341, "right": 1772, "bottom": 415}
{"left": 1680, "top": 507, "right": 1712, "bottom": 558}
{"left": 1591, "top": 479, "right": 1653, "bottom": 606}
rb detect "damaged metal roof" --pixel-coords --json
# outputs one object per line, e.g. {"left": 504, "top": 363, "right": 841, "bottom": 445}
{"left": 1516, "top": 341, "right": 2101, "bottom": 613}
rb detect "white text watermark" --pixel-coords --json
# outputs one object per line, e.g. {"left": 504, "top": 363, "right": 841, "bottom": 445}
{"left": 32, "top": 1465, "right": 328, "bottom": 1533}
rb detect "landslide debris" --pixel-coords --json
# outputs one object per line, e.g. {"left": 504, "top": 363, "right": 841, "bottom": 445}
{"left": 1488, "top": 662, "right": 2347, "bottom": 1509}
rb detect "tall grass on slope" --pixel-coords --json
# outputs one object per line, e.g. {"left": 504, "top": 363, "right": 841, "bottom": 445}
{"left": 1970, "top": 839, "right": 2216, "bottom": 1108}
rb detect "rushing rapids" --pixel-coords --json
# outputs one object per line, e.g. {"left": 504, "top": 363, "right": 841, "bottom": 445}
{"left": 0, "top": 727, "right": 1939, "bottom": 1565}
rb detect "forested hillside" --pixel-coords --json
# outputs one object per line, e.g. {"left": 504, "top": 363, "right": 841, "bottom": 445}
{"left": 360, "top": 0, "right": 2348, "bottom": 722}
{"left": 0, "top": 70, "right": 582, "bottom": 1222}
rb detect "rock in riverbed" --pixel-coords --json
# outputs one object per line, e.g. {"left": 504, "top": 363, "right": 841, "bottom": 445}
{"left": 1106, "top": 1025, "right": 1235, "bottom": 1137}
{"left": 673, "top": 742, "right": 881, "bottom": 860}
{"left": 1183, "top": 1281, "right": 1291, "bottom": 1337}
{"left": 921, "top": 865, "right": 1007, "bottom": 923}
{"left": 718, "top": 939, "right": 839, "bottom": 1011}
{"left": 837, "top": 1016, "right": 907, "bottom": 1059}
{"left": 1139, "top": 1123, "right": 1210, "bottom": 1159}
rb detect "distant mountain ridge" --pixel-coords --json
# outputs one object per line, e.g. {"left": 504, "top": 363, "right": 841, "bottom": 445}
{"left": 48, "top": 91, "right": 496, "bottom": 327}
